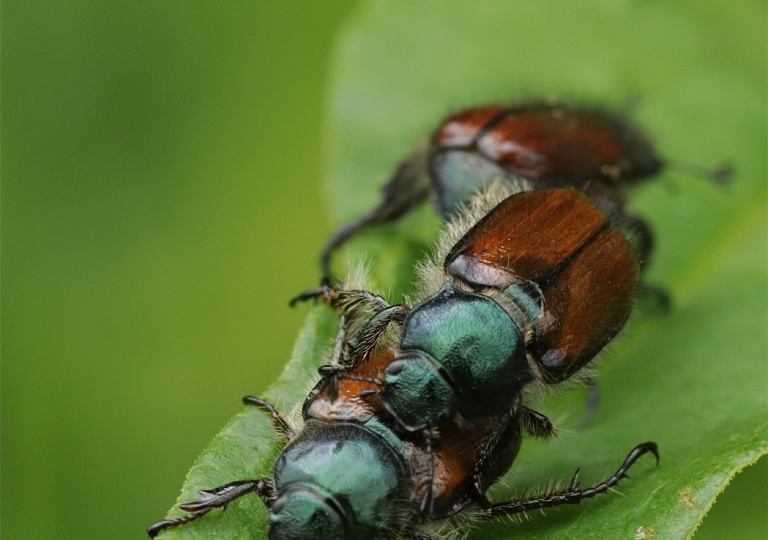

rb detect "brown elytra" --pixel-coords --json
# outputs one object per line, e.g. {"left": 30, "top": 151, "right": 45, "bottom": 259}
{"left": 314, "top": 100, "right": 669, "bottom": 283}
{"left": 432, "top": 103, "right": 661, "bottom": 182}
{"left": 446, "top": 188, "right": 639, "bottom": 382}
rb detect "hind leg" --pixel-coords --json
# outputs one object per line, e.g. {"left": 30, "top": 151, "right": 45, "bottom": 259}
{"left": 319, "top": 149, "right": 430, "bottom": 282}
{"left": 485, "top": 442, "right": 659, "bottom": 518}
{"left": 623, "top": 214, "right": 671, "bottom": 314}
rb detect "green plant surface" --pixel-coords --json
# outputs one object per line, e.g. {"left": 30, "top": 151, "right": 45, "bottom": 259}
{"left": 157, "top": 1, "right": 767, "bottom": 539}
{"left": 1, "top": 4, "right": 357, "bottom": 540}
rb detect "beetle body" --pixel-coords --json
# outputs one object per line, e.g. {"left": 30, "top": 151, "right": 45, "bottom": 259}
{"left": 323, "top": 187, "right": 638, "bottom": 434}
{"left": 318, "top": 102, "right": 668, "bottom": 282}
{"left": 149, "top": 186, "right": 655, "bottom": 538}
{"left": 305, "top": 344, "right": 523, "bottom": 519}
{"left": 270, "top": 419, "right": 412, "bottom": 540}
{"left": 382, "top": 282, "right": 532, "bottom": 430}
{"left": 429, "top": 103, "right": 661, "bottom": 218}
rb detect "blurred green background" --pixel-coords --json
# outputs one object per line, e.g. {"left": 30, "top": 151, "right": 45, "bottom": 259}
{"left": 2, "top": 2, "right": 764, "bottom": 540}
{"left": 2, "top": 2, "right": 357, "bottom": 538}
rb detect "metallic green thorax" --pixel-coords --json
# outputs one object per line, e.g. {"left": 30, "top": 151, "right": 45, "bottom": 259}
{"left": 383, "top": 283, "right": 533, "bottom": 430}
{"left": 270, "top": 420, "right": 411, "bottom": 540}
{"left": 430, "top": 151, "right": 512, "bottom": 217}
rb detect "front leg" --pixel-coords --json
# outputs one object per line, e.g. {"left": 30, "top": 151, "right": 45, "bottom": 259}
{"left": 346, "top": 304, "right": 410, "bottom": 367}
{"left": 243, "top": 396, "right": 294, "bottom": 440}
{"left": 519, "top": 406, "right": 556, "bottom": 438}
{"left": 317, "top": 148, "right": 430, "bottom": 283}
{"left": 147, "top": 478, "right": 273, "bottom": 538}
{"left": 290, "top": 283, "right": 392, "bottom": 319}
{"left": 402, "top": 528, "right": 438, "bottom": 540}
{"left": 313, "top": 314, "right": 383, "bottom": 402}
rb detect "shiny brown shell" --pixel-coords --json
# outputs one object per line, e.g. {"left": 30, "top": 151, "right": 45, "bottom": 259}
{"left": 432, "top": 103, "right": 661, "bottom": 182}
{"left": 446, "top": 188, "right": 639, "bottom": 382}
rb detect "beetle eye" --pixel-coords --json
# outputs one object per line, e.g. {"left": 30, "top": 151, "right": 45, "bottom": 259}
{"left": 386, "top": 360, "right": 405, "bottom": 376}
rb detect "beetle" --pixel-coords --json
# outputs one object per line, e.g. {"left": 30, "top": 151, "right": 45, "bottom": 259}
{"left": 148, "top": 319, "right": 658, "bottom": 540}
{"left": 292, "top": 184, "right": 645, "bottom": 502}
{"left": 313, "top": 101, "right": 730, "bottom": 293}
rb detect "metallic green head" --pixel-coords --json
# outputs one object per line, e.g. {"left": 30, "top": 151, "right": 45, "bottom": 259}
{"left": 270, "top": 420, "right": 412, "bottom": 540}
{"left": 383, "top": 353, "right": 457, "bottom": 431}
{"left": 383, "top": 283, "right": 533, "bottom": 430}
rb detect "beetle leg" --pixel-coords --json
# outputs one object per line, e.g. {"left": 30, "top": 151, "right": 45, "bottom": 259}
{"left": 288, "top": 283, "right": 334, "bottom": 307}
{"left": 314, "top": 314, "right": 385, "bottom": 402}
{"left": 469, "top": 410, "right": 519, "bottom": 508}
{"left": 621, "top": 214, "right": 655, "bottom": 272}
{"left": 317, "top": 364, "right": 384, "bottom": 402}
{"left": 402, "top": 529, "right": 439, "bottom": 540}
{"left": 485, "top": 442, "right": 659, "bottom": 518}
{"left": 147, "top": 478, "right": 274, "bottom": 538}
{"left": 635, "top": 281, "right": 671, "bottom": 315}
{"left": 665, "top": 159, "right": 733, "bottom": 185}
{"left": 290, "top": 283, "right": 392, "bottom": 320}
{"left": 519, "top": 406, "right": 556, "bottom": 438}
{"left": 242, "top": 396, "right": 294, "bottom": 440}
{"left": 319, "top": 149, "right": 430, "bottom": 283}
{"left": 346, "top": 304, "right": 410, "bottom": 368}
{"left": 311, "top": 314, "right": 354, "bottom": 402}
{"left": 618, "top": 213, "right": 671, "bottom": 314}
{"left": 418, "top": 428, "right": 437, "bottom": 516}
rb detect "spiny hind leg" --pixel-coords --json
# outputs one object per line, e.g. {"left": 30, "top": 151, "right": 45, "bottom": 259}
{"left": 485, "top": 442, "right": 659, "bottom": 518}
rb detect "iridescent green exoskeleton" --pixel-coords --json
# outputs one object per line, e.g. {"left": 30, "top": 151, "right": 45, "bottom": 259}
{"left": 381, "top": 282, "right": 534, "bottom": 431}
{"left": 147, "top": 397, "right": 422, "bottom": 540}
{"left": 268, "top": 420, "right": 412, "bottom": 540}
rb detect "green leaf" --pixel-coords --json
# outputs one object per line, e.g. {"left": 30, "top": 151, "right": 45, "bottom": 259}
{"left": 157, "top": 1, "right": 766, "bottom": 539}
